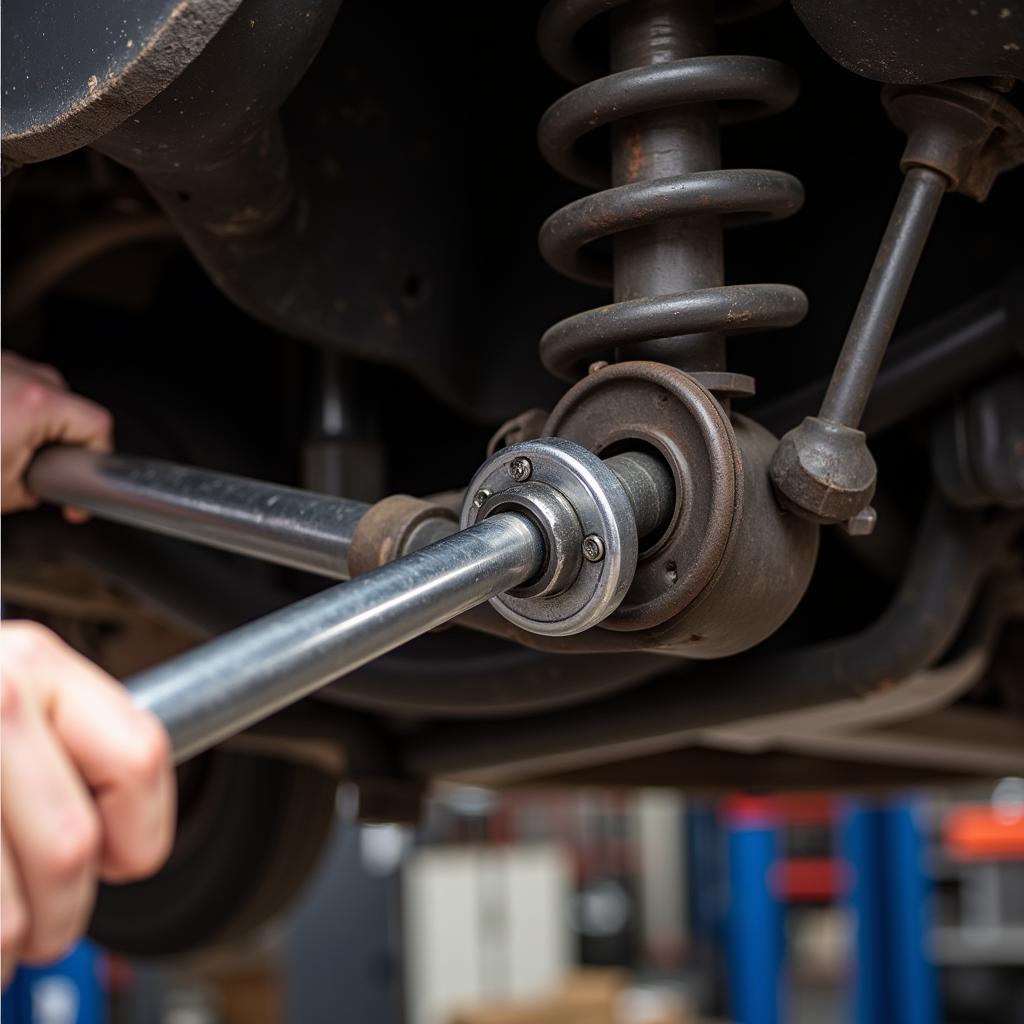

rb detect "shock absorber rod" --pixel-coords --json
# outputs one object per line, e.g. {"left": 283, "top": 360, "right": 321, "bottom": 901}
{"left": 27, "top": 446, "right": 370, "bottom": 580}
{"left": 125, "top": 513, "right": 544, "bottom": 763}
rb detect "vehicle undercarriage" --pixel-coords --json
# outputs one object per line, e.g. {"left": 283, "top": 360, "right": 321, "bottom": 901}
{"left": 2, "top": 0, "right": 1022, "bottom": 954}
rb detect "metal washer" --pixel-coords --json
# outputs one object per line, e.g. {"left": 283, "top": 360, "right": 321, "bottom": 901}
{"left": 461, "top": 438, "right": 638, "bottom": 636}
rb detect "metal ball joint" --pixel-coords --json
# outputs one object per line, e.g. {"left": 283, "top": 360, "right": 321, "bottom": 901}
{"left": 461, "top": 438, "right": 640, "bottom": 636}
{"left": 770, "top": 416, "right": 877, "bottom": 526}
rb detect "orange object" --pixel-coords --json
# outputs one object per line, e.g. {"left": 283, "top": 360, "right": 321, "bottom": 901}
{"left": 945, "top": 805, "right": 1024, "bottom": 861}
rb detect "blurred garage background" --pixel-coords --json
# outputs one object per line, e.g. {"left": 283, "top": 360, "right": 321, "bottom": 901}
{"left": 7, "top": 778, "right": 1024, "bottom": 1024}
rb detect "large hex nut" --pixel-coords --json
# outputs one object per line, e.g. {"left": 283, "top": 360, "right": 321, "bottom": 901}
{"left": 769, "top": 416, "right": 877, "bottom": 525}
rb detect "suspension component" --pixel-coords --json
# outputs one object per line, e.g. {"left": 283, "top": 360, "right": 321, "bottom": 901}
{"left": 545, "top": 361, "right": 819, "bottom": 655}
{"left": 537, "top": 0, "right": 807, "bottom": 391}
{"left": 771, "top": 79, "right": 1024, "bottom": 526}
{"left": 461, "top": 438, "right": 650, "bottom": 636}
{"left": 529, "top": 0, "right": 819, "bottom": 656}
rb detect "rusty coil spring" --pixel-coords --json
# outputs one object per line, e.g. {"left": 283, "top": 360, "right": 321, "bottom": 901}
{"left": 537, "top": 0, "right": 809, "bottom": 383}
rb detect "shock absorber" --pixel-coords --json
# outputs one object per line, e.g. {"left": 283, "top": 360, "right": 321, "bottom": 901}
{"left": 532, "top": 0, "right": 819, "bottom": 657}
{"left": 537, "top": 0, "right": 807, "bottom": 394}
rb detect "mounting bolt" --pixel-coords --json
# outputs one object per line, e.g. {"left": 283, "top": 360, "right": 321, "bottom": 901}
{"left": 508, "top": 456, "right": 532, "bottom": 483}
{"left": 582, "top": 534, "right": 605, "bottom": 562}
{"left": 843, "top": 506, "right": 878, "bottom": 537}
{"left": 472, "top": 488, "right": 492, "bottom": 509}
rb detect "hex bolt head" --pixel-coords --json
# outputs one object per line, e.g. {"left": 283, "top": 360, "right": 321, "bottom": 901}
{"left": 472, "top": 488, "right": 492, "bottom": 509}
{"left": 508, "top": 456, "right": 533, "bottom": 483}
{"left": 582, "top": 534, "right": 605, "bottom": 562}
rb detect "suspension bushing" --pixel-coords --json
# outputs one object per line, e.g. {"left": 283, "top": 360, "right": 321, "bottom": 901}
{"left": 546, "top": 361, "right": 819, "bottom": 657}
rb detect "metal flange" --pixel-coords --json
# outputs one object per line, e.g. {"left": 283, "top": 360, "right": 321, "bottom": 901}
{"left": 545, "top": 361, "right": 740, "bottom": 632}
{"left": 460, "top": 438, "right": 639, "bottom": 636}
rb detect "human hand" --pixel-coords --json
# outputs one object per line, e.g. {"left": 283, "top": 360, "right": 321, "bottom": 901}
{"left": 1, "top": 352, "right": 113, "bottom": 520}
{"left": 0, "top": 622, "right": 175, "bottom": 983}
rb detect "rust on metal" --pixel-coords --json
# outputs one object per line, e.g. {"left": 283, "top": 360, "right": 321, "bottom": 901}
{"left": 536, "top": 0, "right": 806, "bottom": 388}
{"left": 347, "top": 494, "right": 457, "bottom": 577}
{"left": 2, "top": 0, "right": 243, "bottom": 169}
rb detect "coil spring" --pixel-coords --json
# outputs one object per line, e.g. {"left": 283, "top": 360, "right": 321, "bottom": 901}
{"left": 537, "top": 0, "right": 809, "bottom": 388}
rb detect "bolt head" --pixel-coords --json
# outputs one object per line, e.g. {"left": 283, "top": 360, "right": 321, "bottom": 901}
{"left": 472, "top": 488, "right": 492, "bottom": 509}
{"left": 508, "top": 456, "right": 532, "bottom": 483}
{"left": 582, "top": 534, "right": 605, "bottom": 562}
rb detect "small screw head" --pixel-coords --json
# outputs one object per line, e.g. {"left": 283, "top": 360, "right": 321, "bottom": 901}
{"left": 508, "top": 456, "right": 532, "bottom": 483}
{"left": 472, "top": 488, "right": 492, "bottom": 510}
{"left": 582, "top": 534, "right": 605, "bottom": 562}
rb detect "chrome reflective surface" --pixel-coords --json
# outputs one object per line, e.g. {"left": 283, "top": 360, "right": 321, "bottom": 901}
{"left": 462, "top": 438, "right": 639, "bottom": 635}
{"left": 28, "top": 447, "right": 370, "bottom": 579}
{"left": 127, "top": 512, "right": 544, "bottom": 762}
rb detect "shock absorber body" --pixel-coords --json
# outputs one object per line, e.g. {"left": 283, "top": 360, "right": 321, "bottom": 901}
{"left": 609, "top": 0, "right": 727, "bottom": 374}
{"left": 537, "top": 0, "right": 807, "bottom": 390}
{"left": 534, "top": 0, "right": 819, "bottom": 656}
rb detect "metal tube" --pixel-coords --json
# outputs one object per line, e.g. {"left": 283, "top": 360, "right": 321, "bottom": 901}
{"left": 27, "top": 447, "right": 370, "bottom": 579}
{"left": 819, "top": 167, "right": 947, "bottom": 427}
{"left": 126, "top": 513, "right": 545, "bottom": 763}
{"left": 605, "top": 451, "right": 675, "bottom": 540}
{"left": 757, "top": 282, "right": 1017, "bottom": 437}
{"left": 28, "top": 444, "right": 672, "bottom": 578}
{"left": 609, "top": 0, "right": 725, "bottom": 372}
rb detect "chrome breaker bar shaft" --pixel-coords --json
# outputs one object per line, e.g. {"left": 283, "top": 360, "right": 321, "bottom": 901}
{"left": 124, "top": 513, "right": 541, "bottom": 762}
{"left": 26, "top": 447, "right": 544, "bottom": 763}
{"left": 27, "top": 446, "right": 370, "bottom": 580}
